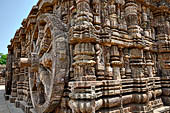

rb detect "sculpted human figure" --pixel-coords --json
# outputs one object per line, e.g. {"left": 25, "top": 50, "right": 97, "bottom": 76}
{"left": 95, "top": 44, "right": 103, "bottom": 65}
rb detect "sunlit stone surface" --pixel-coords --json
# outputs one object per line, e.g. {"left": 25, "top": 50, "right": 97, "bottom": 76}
{"left": 5, "top": 0, "right": 170, "bottom": 113}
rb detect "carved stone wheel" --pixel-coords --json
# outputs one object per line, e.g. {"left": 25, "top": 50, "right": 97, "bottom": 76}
{"left": 28, "top": 14, "right": 69, "bottom": 113}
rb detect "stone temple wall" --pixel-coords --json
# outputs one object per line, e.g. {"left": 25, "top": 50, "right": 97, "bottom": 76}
{"left": 0, "top": 65, "right": 6, "bottom": 85}
{"left": 5, "top": 0, "right": 170, "bottom": 113}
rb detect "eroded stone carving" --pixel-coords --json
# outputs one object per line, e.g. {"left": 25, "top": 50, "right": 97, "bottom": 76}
{"left": 5, "top": 0, "right": 170, "bottom": 113}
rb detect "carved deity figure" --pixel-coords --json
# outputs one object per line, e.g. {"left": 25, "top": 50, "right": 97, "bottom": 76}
{"left": 95, "top": 44, "right": 103, "bottom": 65}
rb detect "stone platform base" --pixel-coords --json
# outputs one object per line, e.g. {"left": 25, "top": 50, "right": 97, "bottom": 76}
{"left": 29, "top": 109, "right": 37, "bottom": 113}
{"left": 9, "top": 96, "right": 16, "bottom": 103}
{"left": 4, "top": 94, "right": 9, "bottom": 100}
{"left": 153, "top": 106, "right": 170, "bottom": 113}
{"left": 18, "top": 101, "right": 33, "bottom": 113}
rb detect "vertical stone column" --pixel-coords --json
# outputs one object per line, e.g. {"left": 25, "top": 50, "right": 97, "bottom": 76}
{"left": 69, "top": 0, "right": 97, "bottom": 112}
{"left": 5, "top": 48, "right": 13, "bottom": 98}
{"left": 92, "top": 0, "right": 101, "bottom": 32}
{"left": 95, "top": 44, "right": 105, "bottom": 80}
{"left": 142, "top": 6, "right": 152, "bottom": 39}
{"left": 104, "top": 46, "right": 112, "bottom": 80}
{"left": 120, "top": 48, "right": 126, "bottom": 79}
{"left": 125, "top": 0, "right": 144, "bottom": 79}
{"left": 10, "top": 41, "right": 21, "bottom": 103}
{"left": 130, "top": 48, "right": 144, "bottom": 78}
{"left": 101, "top": 0, "right": 110, "bottom": 37}
{"left": 154, "top": 9, "right": 170, "bottom": 107}
{"left": 110, "top": 46, "right": 122, "bottom": 80}
{"left": 156, "top": 14, "right": 170, "bottom": 76}
{"left": 73, "top": 43, "right": 96, "bottom": 81}
{"left": 123, "top": 48, "right": 131, "bottom": 78}
{"left": 70, "top": 0, "right": 96, "bottom": 81}
{"left": 15, "top": 67, "right": 24, "bottom": 108}
{"left": 125, "top": 0, "right": 142, "bottom": 41}
{"left": 109, "top": 0, "right": 118, "bottom": 29}
{"left": 145, "top": 51, "right": 154, "bottom": 77}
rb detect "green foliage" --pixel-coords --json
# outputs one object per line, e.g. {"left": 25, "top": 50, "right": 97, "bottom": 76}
{"left": 0, "top": 53, "right": 7, "bottom": 65}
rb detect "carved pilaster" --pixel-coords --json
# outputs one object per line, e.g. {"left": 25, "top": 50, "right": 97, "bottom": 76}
{"left": 110, "top": 46, "right": 122, "bottom": 80}
{"left": 125, "top": 0, "right": 142, "bottom": 42}
{"left": 130, "top": 48, "right": 144, "bottom": 78}
{"left": 69, "top": 0, "right": 97, "bottom": 112}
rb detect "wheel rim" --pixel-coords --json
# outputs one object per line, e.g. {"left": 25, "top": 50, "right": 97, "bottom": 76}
{"left": 28, "top": 14, "right": 69, "bottom": 113}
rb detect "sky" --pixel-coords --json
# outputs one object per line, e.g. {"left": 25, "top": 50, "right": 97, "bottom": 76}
{"left": 0, "top": 0, "right": 38, "bottom": 54}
